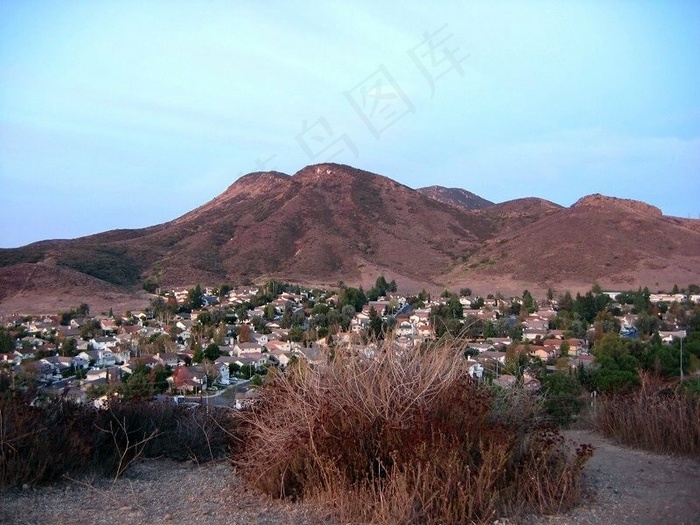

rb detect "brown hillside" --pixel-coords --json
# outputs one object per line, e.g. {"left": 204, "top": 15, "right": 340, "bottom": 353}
{"left": 142, "top": 164, "right": 496, "bottom": 286}
{"left": 1, "top": 163, "right": 699, "bottom": 312}
{"left": 452, "top": 193, "right": 700, "bottom": 292}
{"left": 417, "top": 185, "right": 494, "bottom": 210}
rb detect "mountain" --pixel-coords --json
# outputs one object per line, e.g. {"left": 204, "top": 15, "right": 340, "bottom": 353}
{"left": 418, "top": 186, "right": 494, "bottom": 210}
{"left": 1, "top": 164, "right": 699, "bottom": 311}
{"left": 448, "top": 194, "right": 700, "bottom": 291}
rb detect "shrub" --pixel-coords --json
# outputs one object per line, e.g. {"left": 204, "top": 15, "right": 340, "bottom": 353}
{"left": 594, "top": 373, "right": 700, "bottom": 457}
{"left": 0, "top": 392, "right": 235, "bottom": 487}
{"left": 234, "top": 342, "right": 592, "bottom": 524}
{"left": 540, "top": 373, "right": 584, "bottom": 427}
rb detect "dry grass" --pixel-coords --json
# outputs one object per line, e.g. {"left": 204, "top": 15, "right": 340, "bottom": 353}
{"left": 234, "top": 342, "right": 592, "bottom": 524}
{"left": 0, "top": 392, "right": 234, "bottom": 487}
{"left": 594, "top": 373, "right": 700, "bottom": 457}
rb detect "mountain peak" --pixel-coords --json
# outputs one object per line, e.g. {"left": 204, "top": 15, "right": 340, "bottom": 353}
{"left": 573, "top": 194, "right": 663, "bottom": 217}
{"left": 418, "top": 185, "right": 494, "bottom": 211}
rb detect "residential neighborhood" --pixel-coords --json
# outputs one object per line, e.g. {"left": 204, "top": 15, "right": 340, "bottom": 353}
{"left": 1, "top": 278, "right": 698, "bottom": 408}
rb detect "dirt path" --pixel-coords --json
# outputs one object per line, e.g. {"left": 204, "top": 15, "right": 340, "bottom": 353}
{"left": 1, "top": 430, "right": 699, "bottom": 525}
{"left": 533, "top": 429, "right": 700, "bottom": 525}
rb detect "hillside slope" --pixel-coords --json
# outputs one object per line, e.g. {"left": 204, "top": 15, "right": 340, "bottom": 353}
{"left": 1, "top": 164, "right": 700, "bottom": 310}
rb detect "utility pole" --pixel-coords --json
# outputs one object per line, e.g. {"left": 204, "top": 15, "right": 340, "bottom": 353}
{"left": 680, "top": 331, "right": 684, "bottom": 380}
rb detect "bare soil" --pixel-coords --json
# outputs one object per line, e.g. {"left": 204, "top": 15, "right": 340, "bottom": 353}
{"left": 1, "top": 430, "right": 699, "bottom": 525}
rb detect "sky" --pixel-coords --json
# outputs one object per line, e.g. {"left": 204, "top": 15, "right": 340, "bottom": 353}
{"left": 1, "top": 0, "right": 699, "bottom": 248}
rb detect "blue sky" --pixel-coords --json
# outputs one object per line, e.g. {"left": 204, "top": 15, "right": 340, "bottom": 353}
{"left": 1, "top": 0, "right": 698, "bottom": 248}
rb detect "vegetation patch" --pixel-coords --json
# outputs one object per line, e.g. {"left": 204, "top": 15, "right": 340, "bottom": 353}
{"left": 594, "top": 374, "right": 700, "bottom": 457}
{"left": 234, "top": 343, "right": 592, "bottom": 524}
{"left": 58, "top": 245, "right": 142, "bottom": 286}
{"left": 0, "top": 392, "right": 235, "bottom": 487}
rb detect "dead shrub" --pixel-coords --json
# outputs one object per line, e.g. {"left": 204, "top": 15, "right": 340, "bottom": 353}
{"left": 594, "top": 372, "right": 700, "bottom": 457}
{"left": 234, "top": 342, "right": 592, "bottom": 524}
{"left": 0, "top": 392, "right": 235, "bottom": 487}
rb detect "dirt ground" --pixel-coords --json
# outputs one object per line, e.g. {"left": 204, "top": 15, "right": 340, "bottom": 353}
{"left": 532, "top": 429, "right": 700, "bottom": 525}
{"left": 1, "top": 429, "right": 699, "bottom": 525}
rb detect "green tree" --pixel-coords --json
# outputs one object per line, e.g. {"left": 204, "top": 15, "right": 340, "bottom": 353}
{"left": 522, "top": 290, "right": 536, "bottom": 314}
{"left": 120, "top": 372, "right": 154, "bottom": 400}
{"left": 367, "top": 307, "right": 384, "bottom": 339}
{"left": 338, "top": 287, "right": 367, "bottom": 312}
{"left": 591, "top": 333, "right": 639, "bottom": 392}
{"left": 76, "top": 303, "right": 90, "bottom": 317}
{"left": 287, "top": 326, "right": 304, "bottom": 342}
{"left": 0, "top": 329, "right": 14, "bottom": 354}
{"left": 541, "top": 373, "right": 583, "bottom": 426}
{"left": 192, "top": 345, "right": 204, "bottom": 364}
{"left": 148, "top": 364, "right": 171, "bottom": 394}
{"left": 187, "top": 284, "right": 204, "bottom": 311}
{"left": 60, "top": 337, "right": 77, "bottom": 357}
{"left": 204, "top": 343, "right": 221, "bottom": 362}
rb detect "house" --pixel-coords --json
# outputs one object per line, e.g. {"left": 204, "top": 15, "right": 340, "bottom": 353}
{"left": 234, "top": 342, "right": 265, "bottom": 355}
{"left": 485, "top": 337, "right": 512, "bottom": 348}
{"left": 522, "top": 328, "right": 548, "bottom": 342}
{"left": 89, "top": 336, "right": 118, "bottom": 350}
{"left": 86, "top": 349, "right": 118, "bottom": 367}
{"left": 466, "top": 342, "right": 494, "bottom": 354}
{"left": 209, "top": 362, "right": 233, "bottom": 385}
{"left": 0, "top": 352, "right": 22, "bottom": 366}
{"left": 659, "top": 330, "right": 686, "bottom": 344}
{"left": 72, "top": 353, "right": 91, "bottom": 370}
{"left": 267, "top": 352, "right": 290, "bottom": 368}
{"left": 396, "top": 321, "right": 417, "bottom": 337}
{"left": 467, "top": 360, "right": 484, "bottom": 379}
{"left": 154, "top": 352, "right": 179, "bottom": 367}
{"left": 36, "top": 359, "right": 61, "bottom": 382}
{"left": 43, "top": 355, "right": 72, "bottom": 374}
{"left": 265, "top": 340, "right": 292, "bottom": 354}
{"left": 294, "top": 345, "right": 325, "bottom": 365}
{"left": 253, "top": 333, "right": 269, "bottom": 345}
{"left": 531, "top": 347, "right": 558, "bottom": 361}
{"left": 100, "top": 319, "right": 118, "bottom": 333}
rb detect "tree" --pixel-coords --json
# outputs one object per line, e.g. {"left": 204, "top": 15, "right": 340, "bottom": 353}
{"left": 76, "top": 303, "right": 90, "bottom": 317}
{"left": 541, "top": 373, "right": 583, "bottom": 426}
{"left": 287, "top": 326, "right": 304, "bottom": 342}
{"left": 559, "top": 291, "right": 574, "bottom": 312}
{"left": 238, "top": 324, "right": 251, "bottom": 343}
{"left": 591, "top": 333, "right": 639, "bottom": 392}
{"left": 264, "top": 304, "right": 276, "bottom": 321}
{"left": 120, "top": 372, "right": 154, "bottom": 400}
{"left": 559, "top": 340, "right": 571, "bottom": 357}
{"left": 148, "top": 364, "right": 171, "bottom": 394}
{"left": 522, "top": 290, "right": 536, "bottom": 314}
{"left": 367, "top": 307, "right": 384, "bottom": 340}
{"left": 338, "top": 287, "right": 367, "bottom": 312}
{"left": 460, "top": 288, "right": 472, "bottom": 297}
{"left": 60, "top": 337, "right": 77, "bottom": 357}
{"left": 192, "top": 345, "right": 204, "bottom": 364}
{"left": 187, "top": 284, "right": 204, "bottom": 311}
{"left": 0, "top": 329, "right": 14, "bottom": 354}
{"left": 204, "top": 343, "right": 221, "bottom": 362}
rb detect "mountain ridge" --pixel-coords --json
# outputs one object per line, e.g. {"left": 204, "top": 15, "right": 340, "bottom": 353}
{"left": 1, "top": 162, "right": 699, "bottom": 310}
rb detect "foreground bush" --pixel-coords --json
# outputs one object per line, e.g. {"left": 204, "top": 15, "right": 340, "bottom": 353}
{"left": 594, "top": 373, "right": 700, "bottom": 457}
{"left": 0, "top": 392, "right": 234, "bottom": 487}
{"left": 235, "top": 343, "right": 592, "bottom": 524}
